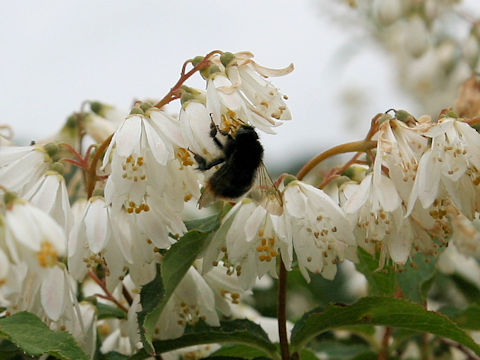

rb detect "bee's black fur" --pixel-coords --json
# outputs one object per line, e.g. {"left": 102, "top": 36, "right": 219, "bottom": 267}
{"left": 195, "top": 123, "right": 264, "bottom": 199}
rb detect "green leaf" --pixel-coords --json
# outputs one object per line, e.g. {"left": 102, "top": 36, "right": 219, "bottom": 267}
{"left": 350, "top": 352, "right": 377, "bottom": 360}
{"left": 355, "top": 249, "right": 396, "bottom": 296}
{"left": 100, "top": 351, "right": 129, "bottom": 360}
{"left": 298, "top": 348, "right": 321, "bottom": 359}
{"left": 440, "top": 304, "right": 480, "bottom": 330}
{"left": 310, "top": 341, "right": 371, "bottom": 359}
{"left": 96, "top": 302, "right": 127, "bottom": 320}
{"left": 0, "top": 339, "right": 22, "bottom": 359}
{"left": 184, "top": 213, "right": 221, "bottom": 232}
{"left": 151, "top": 319, "right": 278, "bottom": 359}
{"left": 0, "top": 311, "right": 88, "bottom": 360}
{"left": 396, "top": 253, "right": 436, "bottom": 303}
{"left": 450, "top": 273, "right": 480, "bottom": 304}
{"left": 290, "top": 296, "right": 480, "bottom": 356}
{"left": 138, "top": 213, "right": 221, "bottom": 354}
{"left": 211, "top": 344, "right": 267, "bottom": 358}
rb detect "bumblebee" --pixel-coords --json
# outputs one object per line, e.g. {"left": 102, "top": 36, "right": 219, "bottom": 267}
{"left": 192, "top": 120, "right": 283, "bottom": 215}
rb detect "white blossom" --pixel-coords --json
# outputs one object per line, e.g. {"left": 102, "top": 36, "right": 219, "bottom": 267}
{"left": 0, "top": 146, "right": 51, "bottom": 195}
{"left": 203, "top": 199, "right": 289, "bottom": 289}
{"left": 103, "top": 109, "right": 188, "bottom": 254}
{"left": 68, "top": 197, "right": 127, "bottom": 290}
{"left": 179, "top": 100, "right": 224, "bottom": 162}
{"left": 283, "top": 180, "right": 357, "bottom": 281}
{"left": 156, "top": 267, "right": 220, "bottom": 340}
{"left": 408, "top": 117, "right": 480, "bottom": 219}
{"left": 206, "top": 52, "right": 293, "bottom": 134}
{"left": 4, "top": 197, "right": 66, "bottom": 266}
{"left": 23, "top": 171, "right": 72, "bottom": 232}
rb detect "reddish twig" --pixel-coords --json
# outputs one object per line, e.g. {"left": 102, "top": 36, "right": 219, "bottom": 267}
{"left": 296, "top": 140, "right": 377, "bottom": 182}
{"left": 88, "top": 271, "right": 128, "bottom": 313}
{"left": 153, "top": 50, "right": 222, "bottom": 110}
{"left": 278, "top": 259, "right": 290, "bottom": 360}
{"left": 86, "top": 133, "right": 114, "bottom": 198}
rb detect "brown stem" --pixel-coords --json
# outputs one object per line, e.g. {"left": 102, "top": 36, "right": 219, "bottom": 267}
{"left": 421, "top": 333, "right": 432, "bottom": 360}
{"left": 122, "top": 284, "right": 134, "bottom": 306}
{"left": 154, "top": 50, "right": 222, "bottom": 110}
{"left": 86, "top": 133, "right": 113, "bottom": 198}
{"left": 296, "top": 140, "right": 377, "bottom": 181}
{"left": 439, "top": 339, "right": 480, "bottom": 360}
{"left": 378, "top": 326, "right": 393, "bottom": 360}
{"left": 88, "top": 271, "right": 128, "bottom": 313}
{"left": 278, "top": 259, "right": 290, "bottom": 360}
{"left": 466, "top": 116, "right": 480, "bottom": 126}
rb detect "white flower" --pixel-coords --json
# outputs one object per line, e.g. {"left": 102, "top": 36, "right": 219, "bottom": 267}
{"left": 68, "top": 302, "right": 98, "bottom": 360}
{"left": 103, "top": 109, "right": 188, "bottom": 251}
{"left": 68, "top": 197, "right": 128, "bottom": 291}
{"left": 230, "top": 302, "right": 294, "bottom": 343}
{"left": 155, "top": 267, "right": 220, "bottom": 340}
{"left": 283, "top": 180, "right": 357, "bottom": 281}
{"left": 408, "top": 118, "right": 480, "bottom": 219}
{"left": 0, "top": 125, "right": 13, "bottom": 146}
{"left": 162, "top": 344, "right": 220, "bottom": 360}
{"left": 205, "top": 52, "right": 293, "bottom": 134}
{"left": 40, "top": 265, "right": 71, "bottom": 321}
{"left": 100, "top": 322, "right": 133, "bottom": 356}
{"left": 203, "top": 200, "right": 289, "bottom": 289}
{"left": 0, "top": 146, "right": 51, "bottom": 195}
{"left": 448, "top": 209, "right": 480, "bottom": 258}
{"left": 343, "top": 173, "right": 410, "bottom": 266}
{"left": 374, "top": 116, "right": 430, "bottom": 201}
{"left": 23, "top": 171, "right": 72, "bottom": 232}
{"left": 374, "top": 0, "right": 402, "bottom": 25}
{"left": 201, "top": 263, "right": 245, "bottom": 316}
{"left": 404, "top": 14, "right": 429, "bottom": 58}
{"left": 4, "top": 197, "right": 65, "bottom": 267}
{"left": 84, "top": 113, "right": 118, "bottom": 143}
{"left": 179, "top": 100, "right": 224, "bottom": 162}
{"left": 224, "top": 52, "right": 292, "bottom": 121}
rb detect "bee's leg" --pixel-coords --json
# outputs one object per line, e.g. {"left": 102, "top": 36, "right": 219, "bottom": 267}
{"left": 188, "top": 148, "right": 225, "bottom": 171}
{"left": 209, "top": 119, "right": 232, "bottom": 150}
{"left": 196, "top": 156, "right": 225, "bottom": 171}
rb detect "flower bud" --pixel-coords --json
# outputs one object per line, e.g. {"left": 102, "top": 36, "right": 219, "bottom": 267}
{"left": 436, "top": 41, "right": 456, "bottom": 70}
{"left": 49, "top": 162, "right": 65, "bottom": 175}
{"left": 405, "top": 15, "right": 429, "bottom": 58}
{"left": 44, "top": 143, "right": 60, "bottom": 157}
{"left": 374, "top": 0, "right": 402, "bottom": 25}
{"left": 139, "top": 101, "right": 154, "bottom": 112}
{"left": 84, "top": 114, "right": 116, "bottom": 143}
{"left": 463, "top": 32, "right": 480, "bottom": 69}
{"left": 220, "top": 52, "right": 235, "bottom": 67}
{"left": 130, "top": 106, "right": 144, "bottom": 115}
{"left": 283, "top": 174, "right": 297, "bottom": 186}
{"left": 191, "top": 55, "right": 204, "bottom": 66}
{"left": 2, "top": 191, "right": 17, "bottom": 207}
{"left": 395, "top": 110, "right": 415, "bottom": 124}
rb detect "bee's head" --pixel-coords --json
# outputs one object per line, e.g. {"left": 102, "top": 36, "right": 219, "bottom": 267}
{"left": 235, "top": 125, "right": 258, "bottom": 139}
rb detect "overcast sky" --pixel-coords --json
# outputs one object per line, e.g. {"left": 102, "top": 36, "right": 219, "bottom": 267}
{"left": 1, "top": 1, "right": 478, "bottom": 168}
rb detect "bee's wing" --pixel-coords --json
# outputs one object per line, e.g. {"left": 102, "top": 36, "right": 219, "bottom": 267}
{"left": 198, "top": 184, "right": 218, "bottom": 209}
{"left": 248, "top": 162, "right": 284, "bottom": 216}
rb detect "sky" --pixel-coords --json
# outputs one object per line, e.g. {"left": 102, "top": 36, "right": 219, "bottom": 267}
{"left": 1, "top": 0, "right": 478, "bottom": 169}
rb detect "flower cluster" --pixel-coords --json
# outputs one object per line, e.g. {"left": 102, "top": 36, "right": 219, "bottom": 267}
{"left": 0, "top": 51, "right": 296, "bottom": 356}
{"left": 3, "top": 48, "right": 480, "bottom": 358}
{"left": 328, "top": 0, "right": 480, "bottom": 116}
